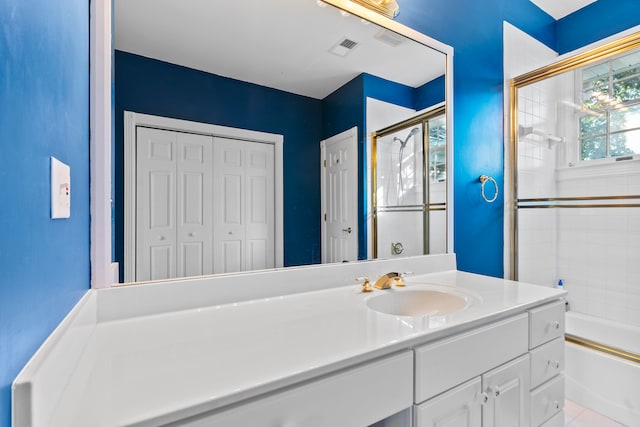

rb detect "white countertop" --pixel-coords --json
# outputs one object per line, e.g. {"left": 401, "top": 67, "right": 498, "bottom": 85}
{"left": 43, "top": 270, "right": 564, "bottom": 426}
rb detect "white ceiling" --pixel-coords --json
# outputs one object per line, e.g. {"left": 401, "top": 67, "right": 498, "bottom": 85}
{"left": 529, "top": 0, "right": 598, "bottom": 19}
{"left": 114, "top": 0, "right": 445, "bottom": 100}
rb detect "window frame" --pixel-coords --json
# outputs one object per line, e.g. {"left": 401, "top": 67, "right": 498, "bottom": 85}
{"left": 575, "top": 50, "right": 640, "bottom": 165}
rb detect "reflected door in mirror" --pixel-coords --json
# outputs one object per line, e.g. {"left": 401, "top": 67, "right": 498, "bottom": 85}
{"left": 136, "top": 127, "right": 214, "bottom": 280}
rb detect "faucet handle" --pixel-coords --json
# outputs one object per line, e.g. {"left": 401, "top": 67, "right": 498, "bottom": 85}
{"left": 356, "top": 277, "right": 373, "bottom": 293}
{"left": 394, "top": 272, "right": 414, "bottom": 288}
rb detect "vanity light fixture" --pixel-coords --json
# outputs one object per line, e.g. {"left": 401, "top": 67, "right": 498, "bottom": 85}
{"left": 350, "top": 0, "right": 400, "bottom": 19}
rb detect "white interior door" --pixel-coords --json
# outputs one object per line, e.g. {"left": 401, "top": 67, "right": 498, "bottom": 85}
{"left": 321, "top": 127, "right": 358, "bottom": 263}
{"left": 213, "top": 137, "right": 275, "bottom": 274}
{"left": 136, "top": 127, "right": 214, "bottom": 281}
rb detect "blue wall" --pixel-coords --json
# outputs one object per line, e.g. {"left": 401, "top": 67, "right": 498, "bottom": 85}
{"left": 415, "top": 75, "right": 446, "bottom": 111}
{"left": 557, "top": 0, "right": 640, "bottom": 54}
{"left": 115, "top": 51, "right": 324, "bottom": 269}
{"left": 0, "top": 0, "right": 90, "bottom": 425}
{"left": 395, "top": 0, "right": 556, "bottom": 277}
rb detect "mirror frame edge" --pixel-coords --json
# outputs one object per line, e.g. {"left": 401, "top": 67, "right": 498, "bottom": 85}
{"left": 89, "top": 0, "right": 455, "bottom": 289}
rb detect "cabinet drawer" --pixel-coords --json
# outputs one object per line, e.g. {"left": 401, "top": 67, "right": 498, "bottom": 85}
{"left": 414, "top": 314, "right": 528, "bottom": 403}
{"left": 540, "top": 410, "right": 564, "bottom": 427}
{"left": 177, "top": 351, "right": 414, "bottom": 427}
{"left": 529, "top": 301, "right": 565, "bottom": 348}
{"left": 530, "top": 374, "right": 564, "bottom": 427}
{"left": 530, "top": 337, "right": 564, "bottom": 388}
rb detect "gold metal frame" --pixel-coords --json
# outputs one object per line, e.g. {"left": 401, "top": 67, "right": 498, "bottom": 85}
{"left": 372, "top": 106, "right": 447, "bottom": 258}
{"left": 349, "top": 0, "right": 399, "bottom": 19}
{"left": 509, "top": 32, "right": 640, "bottom": 280}
{"left": 566, "top": 334, "right": 640, "bottom": 364}
{"left": 517, "top": 195, "right": 640, "bottom": 209}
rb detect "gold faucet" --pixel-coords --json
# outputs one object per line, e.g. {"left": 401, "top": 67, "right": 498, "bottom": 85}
{"left": 374, "top": 272, "right": 405, "bottom": 289}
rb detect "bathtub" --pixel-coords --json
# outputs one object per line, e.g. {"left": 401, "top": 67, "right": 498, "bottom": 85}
{"left": 565, "top": 311, "right": 640, "bottom": 427}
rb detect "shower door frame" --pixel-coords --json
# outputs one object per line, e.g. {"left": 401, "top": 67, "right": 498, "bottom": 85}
{"left": 508, "top": 31, "right": 640, "bottom": 281}
{"left": 371, "top": 105, "right": 447, "bottom": 259}
{"left": 508, "top": 32, "right": 640, "bottom": 365}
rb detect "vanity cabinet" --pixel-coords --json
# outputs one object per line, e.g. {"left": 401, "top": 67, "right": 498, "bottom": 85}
{"left": 413, "top": 315, "right": 530, "bottom": 427}
{"left": 414, "top": 355, "right": 530, "bottom": 427}
{"left": 174, "top": 351, "right": 414, "bottom": 427}
{"left": 413, "top": 300, "right": 565, "bottom": 427}
{"left": 527, "top": 300, "right": 565, "bottom": 426}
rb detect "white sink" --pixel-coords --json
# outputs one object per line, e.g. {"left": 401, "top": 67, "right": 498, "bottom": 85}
{"left": 366, "top": 287, "right": 471, "bottom": 317}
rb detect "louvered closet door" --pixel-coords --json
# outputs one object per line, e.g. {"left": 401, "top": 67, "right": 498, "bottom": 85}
{"left": 136, "top": 127, "right": 213, "bottom": 281}
{"left": 213, "top": 137, "right": 275, "bottom": 274}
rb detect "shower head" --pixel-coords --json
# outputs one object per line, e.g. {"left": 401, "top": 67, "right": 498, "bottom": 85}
{"left": 396, "top": 127, "right": 420, "bottom": 148}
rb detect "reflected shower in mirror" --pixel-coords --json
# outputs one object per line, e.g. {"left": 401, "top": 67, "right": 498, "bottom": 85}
{"left": 372, "top": 107, "right": 447, "bottom": 258}
{"left": 114, "top": 0, "right": 449, "bottom": 283}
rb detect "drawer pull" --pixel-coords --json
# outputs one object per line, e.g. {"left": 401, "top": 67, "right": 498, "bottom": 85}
{"left": 548, "top": 360, "right": 560, "bottom": 370}
{"left": 549, "top": 320, "right": 560, "bottom": 330}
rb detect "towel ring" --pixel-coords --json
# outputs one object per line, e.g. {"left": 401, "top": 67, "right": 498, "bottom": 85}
{"left": 479, "top": 175, "right": 498, "bottom": 203}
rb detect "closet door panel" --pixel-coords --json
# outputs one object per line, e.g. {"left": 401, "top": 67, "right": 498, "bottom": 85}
{"left": 177, "top": 132, "right": 214, "bottom": 277}
{"left": 136, "top": 127, "right": 177, "bottom": 281}
{"left": 214, "top": 138, "right": 246, "bottom": 273}
{"left": 245, "top": 142, "right": 275, "bottom": 271}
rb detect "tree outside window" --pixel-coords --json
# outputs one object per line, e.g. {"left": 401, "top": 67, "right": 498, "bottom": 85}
{"left": 579, "top": 51, "right": 640, "bottom": 161}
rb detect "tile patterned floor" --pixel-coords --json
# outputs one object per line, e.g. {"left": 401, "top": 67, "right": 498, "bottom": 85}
{"left": 564, "top": 400, "right": 627, "bottom": 427}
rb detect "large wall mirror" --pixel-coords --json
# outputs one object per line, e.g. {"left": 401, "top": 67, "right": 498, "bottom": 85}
{"left": 111, "top": 0, "right": 452, "bottom": 284}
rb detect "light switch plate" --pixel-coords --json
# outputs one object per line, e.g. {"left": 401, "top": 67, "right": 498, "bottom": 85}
{"left": 51, "top": 157, "right": 71, "bottom": 219}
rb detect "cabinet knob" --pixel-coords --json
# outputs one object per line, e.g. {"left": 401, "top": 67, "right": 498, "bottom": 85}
{"left": 550, "top": 320, "right": 560, "bottom": 330}
{"left": 548, "top": 359, "right": 560, "bottom": 369}
{"left": 158, "top": 235, "right": 165, "bottom": 241}
{"left": 489, "top": 386, "right": 501, "bottom": 397}
{"left": 553, "top": 400, "right": 561, "bottom": 410}
{"left": 188, "top": 232, "right": 195, "bottom": 237}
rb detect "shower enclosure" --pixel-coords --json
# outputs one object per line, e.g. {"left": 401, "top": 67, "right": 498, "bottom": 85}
{"left": 372, "top": 107, "right": 447, "bottom": 258}
{"left": 509, "top": 33, "right": 640, "bottom": 425}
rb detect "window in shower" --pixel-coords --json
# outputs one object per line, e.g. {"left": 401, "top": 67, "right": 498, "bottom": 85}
{"left": 578, "top": 50, "right": 640, "bottom": 162}
{"left": 372, "top": 107, "right": 447, "bottom": 258}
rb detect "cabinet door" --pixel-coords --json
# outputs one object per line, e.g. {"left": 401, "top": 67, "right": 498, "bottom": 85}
{"left": 482, "top": 355, "right": 531, "bottom": 427}
{"left": 414, "top": 377, "right": 482, "bottom": 427}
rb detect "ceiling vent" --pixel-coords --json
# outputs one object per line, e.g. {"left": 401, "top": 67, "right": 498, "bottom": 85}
{"left": 330, "top": 37, "right": 359, "bottom": 57}
{"left": 374, "top": 28, "right": 404, "bottom": 47}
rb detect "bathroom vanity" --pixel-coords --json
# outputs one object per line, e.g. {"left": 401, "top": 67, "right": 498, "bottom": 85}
{"left": 13, "top": 254, "right": 565, "bottom": 427}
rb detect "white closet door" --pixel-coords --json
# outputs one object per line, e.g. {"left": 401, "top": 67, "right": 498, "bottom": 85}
{"left": 213, "top": 138, "right": 275, "bottom": 274}
{"left": 176, "top": 132, "right": 214, "bottom": 278}
{"left": 136, "top": 127, "right": 177, "bottom": 281}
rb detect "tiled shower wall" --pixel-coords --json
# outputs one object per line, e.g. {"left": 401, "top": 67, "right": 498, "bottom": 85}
{"left": 516, "top": 76, "right": 560, "bottom": 288}
{"left": 556, "top": 169, "right": 640, "bottom": 326}
{"left": 517, "top": 72, "right": 640, "bottom": 327}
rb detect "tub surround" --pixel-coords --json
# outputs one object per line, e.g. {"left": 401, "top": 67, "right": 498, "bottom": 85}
{"left": 565, "top": 312, "right": 640, "bottom": 426}
{"left": 13, "top": 254, "right": 565, "bottom": 426}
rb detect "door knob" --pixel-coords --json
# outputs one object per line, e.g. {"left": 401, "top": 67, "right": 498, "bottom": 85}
{"left": 342, "top": 227, "right": 352, "bottom": 234}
